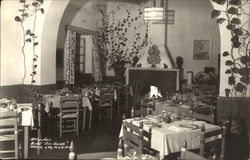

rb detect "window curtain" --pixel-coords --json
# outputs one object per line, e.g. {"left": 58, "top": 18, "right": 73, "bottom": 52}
{"left": 92, "top": 36, "right": 104, "bottom": 82}
{"left": 64, "top": 29, "right": 77, "bottom": 84}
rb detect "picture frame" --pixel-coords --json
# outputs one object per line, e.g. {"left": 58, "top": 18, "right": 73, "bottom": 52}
{"left": 192, "top": 38, "right": 212, "bottom": 61}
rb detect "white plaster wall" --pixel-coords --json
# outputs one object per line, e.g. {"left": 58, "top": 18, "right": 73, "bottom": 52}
{"left": 1, "top": 1, "right": 23, "bottom": 86}
{"left": 40, "top": 0, "right": 69, "bottom": 85}
{"left": 0, "top": 0, "right": 52, "bottom": 85}
{"left": 210, "top": 0, "right": 250, "bottom": 97}
{"left": 167, "top": 0, "right": 220, "bottom": 79}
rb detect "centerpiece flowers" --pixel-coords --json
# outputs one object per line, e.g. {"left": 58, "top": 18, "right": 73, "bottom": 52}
{"left": 94, "top": 5, "right": 149, "bottom": 74}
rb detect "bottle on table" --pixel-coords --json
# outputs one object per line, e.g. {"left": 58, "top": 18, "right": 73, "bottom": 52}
{"left": 131, "top": 106, "right": 135, "bottom": 118}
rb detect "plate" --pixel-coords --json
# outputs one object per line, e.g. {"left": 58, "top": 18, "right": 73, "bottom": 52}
{"left": 179, "top": 123, "right": 200, "bottom": 130}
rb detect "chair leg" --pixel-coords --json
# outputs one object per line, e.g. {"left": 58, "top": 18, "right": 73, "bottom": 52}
{"left": 82, "top": 107, "right": 86, "bottom": 131}
{"left": 89, "top": 110, "right": 92, "bottom": 130}
{"left": 60, "top": 118, "right": 62, "bottom": 138}
{"left": 76, "top": 118, "right": 79, "bottom": 136}
{"left": 99, "top": 107, "right": 102, "bottom": 122}
{"left": 110, "top": 105, "right": 113, "bottom": 120}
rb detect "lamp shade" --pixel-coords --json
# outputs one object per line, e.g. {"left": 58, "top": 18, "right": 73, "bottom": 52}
{"left": 144, "top": 7, "right": 165, "bottom": 22}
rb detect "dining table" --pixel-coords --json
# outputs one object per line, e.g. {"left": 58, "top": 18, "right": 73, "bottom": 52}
{"left": 119, "top": 116, "right": 221, "bottom": 159}
{"left": 154, "top": 101, "right": 191, "bottom": 117}
{"left": 42, "top": 94, "right": 93, "bottom": 130}
{"left": 16, "top": 103, "right": 34, "bottom": 159}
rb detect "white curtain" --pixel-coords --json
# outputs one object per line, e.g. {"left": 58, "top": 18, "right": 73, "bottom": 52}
{"left": 92, "top": 36, "right": 103, "bottom": 82}
{"left": 64, "top": 29, "right": 77, "bottom": 84}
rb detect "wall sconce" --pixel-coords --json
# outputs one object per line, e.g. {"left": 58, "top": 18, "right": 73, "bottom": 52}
{"left": 144, "top": 7, "right": 165, "bottom": 22}
{"left": 144, "top": 0, "right": 175, "bottom": 24}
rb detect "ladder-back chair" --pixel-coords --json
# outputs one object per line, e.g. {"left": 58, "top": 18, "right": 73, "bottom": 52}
{"left": 58, "top": 95, "right": 80, "bottom": 138}
{"left": 200, "top": 123, "right": 226, "bottom": 160}
{"left": 0, "top": 110, "right": 18, "bottom": 159}
{"left": 98, "top": 87, "right": 114, "bottom": 121}
{"left": 122, "top": 120, "right": 152, "bottom": 157}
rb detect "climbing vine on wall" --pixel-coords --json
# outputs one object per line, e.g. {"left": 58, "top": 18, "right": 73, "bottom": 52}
{"left": 14, "top": 0, "right": 44, "bottom": 85}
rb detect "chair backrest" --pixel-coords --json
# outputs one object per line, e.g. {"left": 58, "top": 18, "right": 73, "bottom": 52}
{"left": 191, "top": 111, "right": 215, "bottom": 124}
{"left": 60, "top": 95, "right": 80, "bottom": 115}
{"left": 99, "top": 87, "right": 114, "bottom": 106}
{"left": 122, "top": 120, "right": 151, "bottom": 156}
{"left": 180, "top": 140, "right": 208, "bottom": 160}
{"left": 0, "top": 110, "right": 18, "bottom": 159}
{"left": 200, "top": 123, "right": 226, "bottom": 159}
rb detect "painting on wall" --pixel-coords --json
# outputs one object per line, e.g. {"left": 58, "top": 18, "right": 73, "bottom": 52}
{"left": 192, "top": 38, "right": 212, "bottom": 61}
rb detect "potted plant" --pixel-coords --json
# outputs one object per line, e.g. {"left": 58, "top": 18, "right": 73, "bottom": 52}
{"left": 94, "top": 5, "right": 148, "bottom": 82}
{"left": 211, "top": 0, "right": 249, "bottom": 159}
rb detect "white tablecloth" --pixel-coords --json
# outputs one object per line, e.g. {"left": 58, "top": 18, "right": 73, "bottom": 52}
{"left": 42, "top": 94, "right": 92, "bottom": 112}
{"left": 17, "top": 103, "right": 34, "bottom": 127}
{"left": 119, "top": 118, "right": 220, "bottom": 158}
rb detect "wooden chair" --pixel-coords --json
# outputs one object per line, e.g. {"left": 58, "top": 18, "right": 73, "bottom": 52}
{"left": 57, "top": 95, "right": 80, "bottom": 138}
{"left": 0, "top": 110, "right": 19, "bottom": 159}
{"left": 122, "top": 120, "right": 152, "bottom": 157}
{"left": 200, "top": 123, "right": 226, "bottom": 160}
{"left": 180, "top": 141, "right": 208, "bottom": 160}
{"left": 98, "top": 87, "right": 114, "bottom": 121}
{"left": 190, "top": 110, "right": 215, "bottom": 124}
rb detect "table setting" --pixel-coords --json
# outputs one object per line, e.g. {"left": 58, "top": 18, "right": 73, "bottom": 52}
{"left": 119, "top": 111, "right": 221, "bottom": 159}
{"left": 0, "top": 98, "right": 34, "bottom": 159}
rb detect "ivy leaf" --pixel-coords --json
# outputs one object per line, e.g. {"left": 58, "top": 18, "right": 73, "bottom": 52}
{"left": 20, "top": 0, "right": 26, "bottom": 3}
{"left": 227, "top": 7, "right": 238, "bottom": 15}
{"left": 33, "top": 58, "right": 37, "bottom": 61}
{"left": 216, "top": 18, "right": 226, "bottom": 24}
{"left": 240, "top": 76, "right": 250, "bottom": 84}
{"left": 31, "top": 80, "right": 36, "bottom": 83}
{"left": 32, "top": 2, "right": 39, "bottom": 7}
{"left": 225, "top": 60, "right": 234, "bottom": 66}
{"left": 32, "top": 71, "right": 36, "bottom": 75}
{"left": 18, "top": 9, "right": 25, "bottom": 12}
{"left": 229, "top": 0, "right": 241, "bottom": 5}
{"left": 37, "top": 0, "right": 44, "bottom": 3}
{"left": 232, "top": 67, "right": 239, "bottom": 73}
{"left": 226, "top": 24, "right": 236, "bottom": 30}
{"left": 240, "top": 56, "right": 250, "bottom": 65}
{"left": 238, "top": 68, "right": 250, "bottom": 76}
{"left": 231, "top": 35, "right": 239, "bottom": 43}
{"left": 234, "top": 28, "right": 243, "bottom": 36}
{"left": 228, "top": 76, "right": 236, "bottom": 86}
{"left": 235, "top": 82, "right": 245, "bottom": 92}
{"left": 212, "top": 0, "right": 226, "bottom": 5}
{"left": 34, "top": 65, "right": 38, "bottom": 68}
{"left": 211, "top": 10, "right": 221, "bottom": 19}
{"left": 231, "top": 18, "right": 241, "bottom": 24}
{"left": 34, "top": 42, "right": 39, "bottom": 46}
{"left": 222, "top": 51, "right": 229, "bottom": 57}
{"left": 14, "top": 16, "right": 22, "bottom": 22}
{"left": 22, "top": 13, "right": 28, "bottom": 17}
{"left": 40, "top": 8, "right": 44, "bottom": 14}
{"left": 233, "top": 42, "right": 241, "bottom": 48}
{"left": 225, "top": 69, "right": 231, "bottom": 74}
{"left": 30, "top": 33, "right": 35, "bottom": 37}
{"left": 26, "top": 38, "right": 31, "bottom": 42}
{"left": 26, "top": 29, "right": 31, "bottom": 35}
{"left": 225, "top": 88, "right": 231, "bottom": 97}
